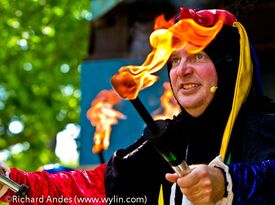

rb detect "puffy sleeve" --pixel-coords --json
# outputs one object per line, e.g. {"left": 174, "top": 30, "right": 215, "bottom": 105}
{"left": 105, "top": 135, "right": 167, "bottom": 205}
{"left": 229, "top": 110, "right": 275, "bottom": 204}
{"left": 229, "top": 160, "right": 275, "bottom": 204}
{"left": 1, "top": 163, "right": 106, "bottom": 205}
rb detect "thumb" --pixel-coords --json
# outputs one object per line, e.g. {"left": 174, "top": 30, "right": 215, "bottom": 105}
{"left": 165, "top": 173, "right": 179, "bottom": 183}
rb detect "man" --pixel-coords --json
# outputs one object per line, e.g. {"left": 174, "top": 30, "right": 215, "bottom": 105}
{"left": 105, "top": 8, "right": 275, "bottom": 205}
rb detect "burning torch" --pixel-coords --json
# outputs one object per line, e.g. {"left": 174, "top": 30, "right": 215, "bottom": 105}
{"left": 111, "top": 72, "right": 190, "bottom": 176}
{"left": 110, "top": 62, "right": 192, "bottom": 176}
{"left": 87, "top": 89, "right": 126, "bottom": 164}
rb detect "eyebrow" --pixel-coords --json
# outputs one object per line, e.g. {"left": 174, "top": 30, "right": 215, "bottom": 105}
{"left": 170, "top": 50, "right": 181, "bottom": 56}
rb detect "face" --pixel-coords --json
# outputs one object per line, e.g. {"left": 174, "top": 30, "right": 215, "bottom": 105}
{"left": 169, "top": 46, "right": 218, "bottom": 117}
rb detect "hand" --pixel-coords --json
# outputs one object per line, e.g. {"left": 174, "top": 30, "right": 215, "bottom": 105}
{"left": 0, "top": 162, "right": 9, "bottom": 191}
{"left": 0, "top": 170, "right": 4, "bottom": 190}
{"left": 166, "top": 164, "right": 225, "bottom": 205}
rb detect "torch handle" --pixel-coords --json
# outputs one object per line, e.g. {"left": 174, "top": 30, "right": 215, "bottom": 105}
{"left": 129, "top": 97, "right": 190, "bottom": 177}
{"left": 130, "top": 98, "right": 159, "bottom": 135}
{"left": 171, "top": 160, "right": 191, "bottom": 177}
{"left": 0, "top": 173, "right": 29, "bottom": 197}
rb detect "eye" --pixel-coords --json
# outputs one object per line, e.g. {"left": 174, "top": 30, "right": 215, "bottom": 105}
{"left": 195, "top": 53, "right": 205, "bottom": 60}
{"left": 188, "top": 52, "right": 209, "bottom": 63}
{"left": 170, "top": 57, "right": 181, "bottom": 66}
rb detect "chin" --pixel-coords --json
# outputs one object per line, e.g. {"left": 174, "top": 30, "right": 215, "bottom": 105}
{"left": 179, "top": 100, "right": 195, "bottom": 109}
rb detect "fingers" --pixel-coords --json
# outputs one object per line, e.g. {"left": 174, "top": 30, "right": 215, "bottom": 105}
{"left": 166, "top": 164, "right": 223, "bottom": 204}
{"left": 180, "top": 179, "right": 213, "bottom": 204}
{"left": 176, "top": 165, "right": 202, "bottom": 188}
{"left": 165, "top": 173, "right": 179, "bottom": 183}
{"left": 165, "top": 165, "right": 198, "bottom": 185}
{"left": 173, "top": 165, "right": 217, "bottom": 204}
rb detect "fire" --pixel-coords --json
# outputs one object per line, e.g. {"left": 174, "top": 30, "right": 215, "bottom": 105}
{"left": 154, "top": 14, "right": 175, "bottom": 30}
{"left": 111, "top": 15, "right": 224, "bottom": 100}
{"left": 153, "top": 82, "right": 181, "bottom": 120}
{"left": 86, "top": 89, "right": 126, "bottom": 154}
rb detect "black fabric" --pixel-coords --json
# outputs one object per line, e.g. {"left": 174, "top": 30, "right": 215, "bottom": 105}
{"left": 104, "top": 132, "right": 171, "bottom": 204}
{"left": 229, "top": 96, "right": 275, "bottom": 163}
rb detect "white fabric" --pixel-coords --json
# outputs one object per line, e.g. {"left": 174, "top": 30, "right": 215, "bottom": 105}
{"left": 209, "top": 155, "right": 234, "bottom": 205}
{"left": 170, "top": 183, "right": 176, "bottom": 205}
{"left": 181, "top": 194, "right": 192, "bottom": 205}
{"left": 170, "top": 183, "right": 192, "bottom": 205}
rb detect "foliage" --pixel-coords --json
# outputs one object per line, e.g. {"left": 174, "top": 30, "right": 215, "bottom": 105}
{"left": 0, "top": 0, "right": 91, "bottom": 171}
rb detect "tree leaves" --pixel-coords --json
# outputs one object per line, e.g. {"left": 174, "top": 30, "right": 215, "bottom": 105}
{"left": 0, "top": 0, "right": 90, "bottom": 171}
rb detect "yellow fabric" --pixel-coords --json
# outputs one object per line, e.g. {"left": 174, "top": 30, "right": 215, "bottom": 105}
{"left": 219, "top": 22, "right": 253, "bottom": 160}
{"left": 158, "top": 184, "right": 164, "bottom": 205}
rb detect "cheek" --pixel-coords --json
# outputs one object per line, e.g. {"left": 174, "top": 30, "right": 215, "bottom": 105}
{"left": 169, "top": 70, "right": 177, "bottom": 85}
{"left": 199, "top": 65, "right": 217, "bottom": 84}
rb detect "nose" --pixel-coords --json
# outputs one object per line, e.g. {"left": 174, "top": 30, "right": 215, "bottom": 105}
{"left": 176, "top": 60, "right": 193, "bottom": 77}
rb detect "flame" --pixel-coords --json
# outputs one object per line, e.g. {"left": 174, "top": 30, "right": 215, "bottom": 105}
{"left": 153, "top": 82, "right": 181, "bottom": 120}
{"left": 87, "top": 90, "right": 126, "bottom": 154}
{"left": 154, "top": 14, "right": 175, "bottom": 30}
{"left": 111, "top": 15, "right": 224, "bottom": 100}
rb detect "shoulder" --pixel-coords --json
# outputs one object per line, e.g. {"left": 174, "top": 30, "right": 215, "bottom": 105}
{"left": 243, "top": 96, "right": 275, "bottom": 127}
{"left": 238, "top": 97, "right": 275, "bottom": 161}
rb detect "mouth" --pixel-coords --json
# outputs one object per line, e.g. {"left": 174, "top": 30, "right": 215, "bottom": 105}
{"left": 181, "top": 83, "right": 201, "bottom": 90}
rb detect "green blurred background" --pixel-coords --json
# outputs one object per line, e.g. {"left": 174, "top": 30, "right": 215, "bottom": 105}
{"left": 0, "top": 0, "right": 91, "bottom": 171}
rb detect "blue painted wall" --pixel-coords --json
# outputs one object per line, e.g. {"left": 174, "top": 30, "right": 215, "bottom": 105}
{"left": 80, "top": 58, "right": 169, "bottom": 165}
